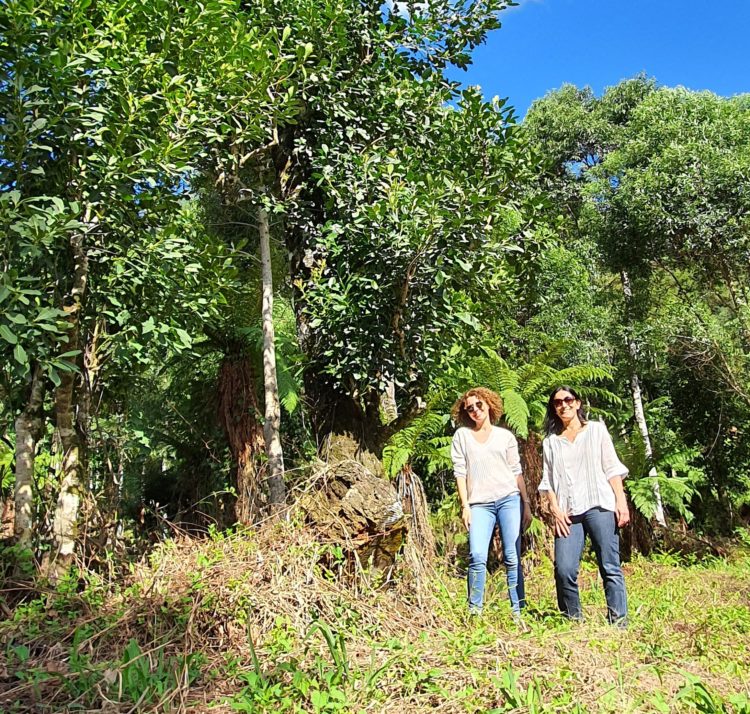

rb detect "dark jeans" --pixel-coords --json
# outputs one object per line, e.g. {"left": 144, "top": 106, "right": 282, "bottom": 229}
{"left": 554, "top": 507, "right": 627, "bottom": 624}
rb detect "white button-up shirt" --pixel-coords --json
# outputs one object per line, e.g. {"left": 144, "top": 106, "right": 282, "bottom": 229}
{"left": 538, "top": 421, "right": 628, "bottom": 516}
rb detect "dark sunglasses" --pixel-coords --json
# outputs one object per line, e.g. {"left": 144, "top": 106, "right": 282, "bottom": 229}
{"left": 553, "top": 396, "right": 577, "bottom": 409}
{"left": 465, "top": 401, "right": 485, "bottom": 414}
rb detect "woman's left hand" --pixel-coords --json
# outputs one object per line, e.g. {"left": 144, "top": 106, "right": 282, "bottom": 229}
{"left": 615, "top": 497, "right": 630, "bottom": 528}
{"left": 522, "top": 501, "right": 532, "bottom": 532}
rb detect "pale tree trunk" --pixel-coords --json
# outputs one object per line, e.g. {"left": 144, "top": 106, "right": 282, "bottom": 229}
{"left": 621, "top": 270, "right": 666, "bottom": 527}
{"left": 259, "top": 206, "right": 285, "bottom": 507}
{"left": 14, "top": 364, "right": 46, "bottom": 548}
{"left": 380, "top": 379, "right": 398, "bottom": 424}
{"left": 49, "top": 230, "right": 89, "bottom": 576}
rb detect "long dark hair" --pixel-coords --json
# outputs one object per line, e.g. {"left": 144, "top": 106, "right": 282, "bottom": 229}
{"left": 543, "top": 385, "right": 588, "bottom": 435}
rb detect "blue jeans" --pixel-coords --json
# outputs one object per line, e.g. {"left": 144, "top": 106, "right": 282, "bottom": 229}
{"left": 554, "top": 507, "right": 628, "bottom": 624}
{"left": 468, "top": 494, "right": 525, "bottom": 613}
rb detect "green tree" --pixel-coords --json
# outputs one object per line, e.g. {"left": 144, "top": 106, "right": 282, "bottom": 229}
{"left": 525, "top": 78, "right": 750, "bottom": 528}
{"left": 0, "top": 0, "right": 251, "bottom": 567}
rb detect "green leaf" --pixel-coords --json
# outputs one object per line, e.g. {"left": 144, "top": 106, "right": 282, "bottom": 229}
{"left": 0, "top": 325, "right": 18, "bottom": 345}
{"left": 13, "top": 343, "right": 28, "bottom": 365}
{"left": 310, "top": 690, "right": 328, "bottom": 709}
{"left": 175, "top": 328, "right": 192, "bottom": 348}
{"left": 46, "top": 366, "right": 61, "bottom": 388}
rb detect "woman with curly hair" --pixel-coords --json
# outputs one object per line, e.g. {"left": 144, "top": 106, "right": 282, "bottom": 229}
{"left": 451, "top": 387, "right": 532, "bottom": 616}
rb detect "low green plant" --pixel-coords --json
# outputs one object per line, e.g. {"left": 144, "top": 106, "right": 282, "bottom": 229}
{"left": 230, "top": 620, "right": 357, "bottom": 713}
{"left": 677, "top": 672, "right": 750, "bottom": 714}
{"left": 115, "top": 639, "right": 204, "bottom": 707}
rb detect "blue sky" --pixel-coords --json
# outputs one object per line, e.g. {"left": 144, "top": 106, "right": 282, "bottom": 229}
{"left": 446, "top": 0, "right": 750, "bottom": 120}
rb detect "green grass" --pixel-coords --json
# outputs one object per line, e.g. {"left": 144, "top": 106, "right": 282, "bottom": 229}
{"left": 1, "top": 525, "right": 749, "bottom": 713}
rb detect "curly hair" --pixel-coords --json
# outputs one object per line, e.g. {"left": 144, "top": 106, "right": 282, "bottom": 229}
{"left": 451, "top": 387, "right": 504, "bottom": 428}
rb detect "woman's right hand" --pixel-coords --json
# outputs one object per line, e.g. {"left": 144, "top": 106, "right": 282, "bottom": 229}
{"left": 462, "top": 504, "right": 472, "bottom": 530}
{"left": 552, "top": 507, "right": 572, "bottom": 537}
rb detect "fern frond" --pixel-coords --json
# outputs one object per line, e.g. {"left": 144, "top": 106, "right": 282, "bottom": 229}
{"left": 553, "top": 365, "right": 613, "bottom": 385}
{"left": 500, "top": 389, "right": 530, "bottom": 438}
{"left": 528, "top": 400, "right": 548, "bottom": 430}
{"left": 382, "top": 443, "right": 411, "bottom": 479}
{"left": 469, "top": 356, "right": 520, "bottom": 393}
{"left": 275, "top": 356, "right": 301, "bottom": 414}
{"left": 519, "top": 370, "right": 556, "bottom": 401}
{"left": 576, "top": 386, "right": 622, "bottom": 407}
{"left": 383, "top": 411, "right": 450, "bottom": 477}
{"left": 535, "top": 340, "right": 576, "bottom": 365}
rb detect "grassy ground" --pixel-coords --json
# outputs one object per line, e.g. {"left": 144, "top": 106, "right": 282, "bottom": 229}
{"left": 1, "top": 522, "right": 749, "bottom": 713}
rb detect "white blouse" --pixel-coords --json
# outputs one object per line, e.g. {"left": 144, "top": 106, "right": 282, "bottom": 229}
{"left": 452, "top": 426, "right": 522, "bottom": 505}
{"left": 538, "top": 421, "right": 628, "bottom": 516}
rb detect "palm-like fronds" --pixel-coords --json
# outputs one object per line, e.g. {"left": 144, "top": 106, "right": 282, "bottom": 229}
{"left": 467, "top": 352, "right": 616, "bottom": 438}
{"left": 383, "top": 412, "right": 451, "bottom": 478}
{"left": 383, "top": 345, "right": 618, "bottom": 481}
{"left": 237, "top": 311, "right": 303, "bottom": 416}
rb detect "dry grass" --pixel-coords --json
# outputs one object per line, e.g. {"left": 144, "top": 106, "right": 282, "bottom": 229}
{"left": 1, "top": 519, "right": 749, "bottom": 713}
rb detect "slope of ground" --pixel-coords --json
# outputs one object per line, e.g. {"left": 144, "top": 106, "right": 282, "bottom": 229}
{"left": 1, "top": 522, "right": 749, "bottom": 713}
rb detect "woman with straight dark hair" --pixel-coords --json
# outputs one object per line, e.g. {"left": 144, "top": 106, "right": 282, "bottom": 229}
{"left": 451, "top": 387, "right": 532, "bottom": 618}
{"left": 538, "top": 386, "right": 630, "bottom": 625}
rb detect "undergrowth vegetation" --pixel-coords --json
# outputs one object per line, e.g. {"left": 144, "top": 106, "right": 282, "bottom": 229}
{"left": 2, "top": 523, "right": 749, "bottom": 713}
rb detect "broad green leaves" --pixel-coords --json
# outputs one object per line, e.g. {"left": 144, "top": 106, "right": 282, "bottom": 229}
{"left": 294, "top": 83, "right": 530, "bottom": 405}
{"left": 0, "top": 193, "right": 83, "bottom": 386}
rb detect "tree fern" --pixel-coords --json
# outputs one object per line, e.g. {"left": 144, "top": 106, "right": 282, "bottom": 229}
{"left": 384, "top": 346, "right": 618, "bottom": 486}
{"left": 499, "top": 389, "right": 531, "bottom": 438}
{"left": 383, "top": 411, "right": 450, "bottom": 478}
{"left": 617, "top": 412, "right": 706, "bottom": 522}
{"left": 466, "top": 350, "right": 616, "bottom": 433}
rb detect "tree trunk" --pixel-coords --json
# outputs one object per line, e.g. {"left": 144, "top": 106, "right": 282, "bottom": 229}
{"left": 259, "top": 206, "right": 285, "bottom": 507}
{"left": 301, "top": 459, "right": 406, "bottom": 574}
{"left": 621, "top": 269, "right": 666, "bottom": 527}
{"left": 218, "top": 354, "right": 264, "bottom": 524}
{"left": 48, "top": 230, "right": 89, "bottom": 578}
{"left": 518, "top": 431, "right": 554, "bottom": 560}
{"left": 305, "top": 375, "right": 386, "bottom": 476}
{"left": 13, "top": 364, "right": 46, "bottom": 548}
{"left": 518, "top": 432, "right": 544, "bottom": 517}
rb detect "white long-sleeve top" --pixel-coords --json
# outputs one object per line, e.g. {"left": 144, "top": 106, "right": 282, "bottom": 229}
{"left": 538, "top": 420, "right": 628, "bottom": 516}
{"left": 451, "top": 426, "right": 522, "bottom": 505}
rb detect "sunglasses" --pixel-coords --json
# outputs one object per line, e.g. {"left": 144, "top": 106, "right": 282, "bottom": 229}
{"left": 465, "top": 401, "right": 485, "bottom": 414}
{"left": 553, "top": 396, "right": 577, "bottom": 409}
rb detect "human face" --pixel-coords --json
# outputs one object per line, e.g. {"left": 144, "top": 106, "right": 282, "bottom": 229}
{"left": 552, "top": 390, "right": 580, "bottom": 425}
{"left": 464, "top": 396, "right": 488, "bottom": 425}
